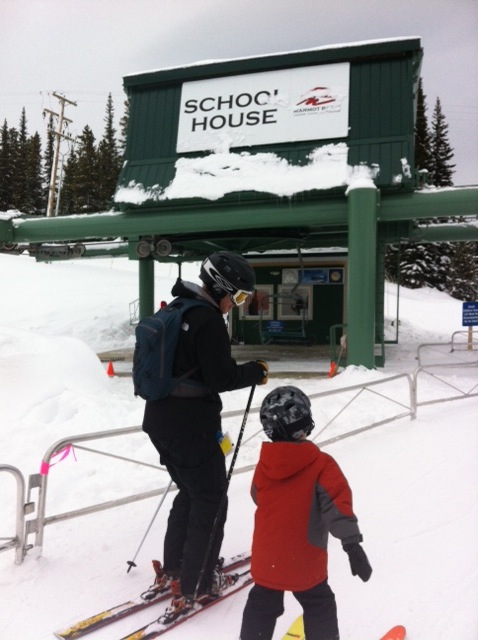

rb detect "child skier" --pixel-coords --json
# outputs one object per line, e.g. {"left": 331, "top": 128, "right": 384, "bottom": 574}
{"left": 240, "top": 385, "right": 372, "bottom": 640}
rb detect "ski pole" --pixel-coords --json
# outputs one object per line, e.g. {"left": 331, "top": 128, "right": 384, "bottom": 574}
{"left": 126, "top": 478, "right": 173, "bottom": 573}
{"left": 194, "top": 384, "right": 256, "bottom": 597}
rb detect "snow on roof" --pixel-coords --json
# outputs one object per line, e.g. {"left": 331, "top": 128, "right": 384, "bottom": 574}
{"left": 124, "top": 36, "right": 421, "bottom": 79}
{"left": 114, "top": 144, "right": 380, "bottom": 204}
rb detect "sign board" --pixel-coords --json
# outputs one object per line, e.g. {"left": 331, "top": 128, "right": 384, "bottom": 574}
{"left": 462, "top": 301, "right": 478, "bottom": 326}
{"left": 266, "top": 320, "right": 285, "bottom": 333}
{"left": 301, "top": 267, "right": 344, "bottom": 285}
{"left": 177, "top": 63, "right": 350, "bottom": 152}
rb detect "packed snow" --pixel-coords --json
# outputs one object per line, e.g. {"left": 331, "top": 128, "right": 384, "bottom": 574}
{"left": 114, "top": 146, "right": 381, "bottom": 204}
{"left": 0, "top": 253, "right": 477, "bottom": 640}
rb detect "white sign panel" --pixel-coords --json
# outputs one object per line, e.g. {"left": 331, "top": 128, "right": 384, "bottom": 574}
{"left": 176, "top": 62, "right": 350, "bottom": 153}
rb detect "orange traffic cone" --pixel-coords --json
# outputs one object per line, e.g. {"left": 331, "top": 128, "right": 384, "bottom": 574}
{"left": 106, "top": 361, "right": 115, "bottom": 377}
{"left": 328, "top": 361, "right": 338, "bottom": 378}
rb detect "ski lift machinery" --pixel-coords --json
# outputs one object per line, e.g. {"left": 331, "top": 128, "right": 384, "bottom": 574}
{"left": 259, "top": 246, "right": 317, "bottom": 345}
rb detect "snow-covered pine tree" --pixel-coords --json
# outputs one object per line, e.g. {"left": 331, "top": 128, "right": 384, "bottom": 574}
{"left": 58, "top": 147, "right": 78, "bottom": 215}
{"left": 60, "top": 126, "right": 99, "bottom": 214}
{"left": 386, "top": 90, "right": 464, "bottom": 292}
{"left": 430, "top": 97, "right": 455, "bottom": 187}
{"left": 24, "top": 132, "right": 44, "bottom": 215}
{"left": 0, "top": 121, "right": 15, "bottom": 210}
{"left": 97, "top": 93, "right": 122, "bottom": 209}
{"left": 11, "top": 109, "right": 30, "bottom": 211}
{"left": 118, "top": 98, "right": 130, "bottom": 155}
{"left": 446, "top": 241, "right": 478, "bottom": 301}
{"left": 414, "top": 79, "right": 432, "bottom": 187}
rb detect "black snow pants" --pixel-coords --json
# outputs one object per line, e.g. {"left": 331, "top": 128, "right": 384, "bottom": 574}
{"left": 240, "top": 580, "right": 340, "bottom": 640}
{"left": 147, "top": 430, "right": 227, "bottom": 597}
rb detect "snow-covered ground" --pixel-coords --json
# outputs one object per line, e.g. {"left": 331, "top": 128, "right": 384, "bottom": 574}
{"left": 0, "top": 253, "right": 477, "bottom": 640}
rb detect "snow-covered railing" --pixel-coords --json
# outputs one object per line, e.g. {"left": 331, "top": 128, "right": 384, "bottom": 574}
{"left": 23, "top": 373, "right": 415, "bottom": 560}
{"left": 0, "top": 465, "right": 32, "bottom": 565}
{"left": 414, "top": 335, "right": 478, "bottom": 406}
{"left": 239, "top": 373, "right": 416, "bottom": 449}
{"left": 27, "top": 425, "right": 167, "bottom": 557}
{"left": 129, "top": 298, "right": 139, "bottom": 325}
{"left": 416, "top": 332, "right": 477, "bottom": 367}
{"left": 15, "top": 362, "right": 477, "bottom": 563}
{"left": 413, "top": 362, "right": 478, "bottom": 407}
{"left": 451, "top": 329, "right": 478, "bottom": 353}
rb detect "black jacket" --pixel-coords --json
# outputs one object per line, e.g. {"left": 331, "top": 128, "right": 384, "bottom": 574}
{"left": 142, "top": 279, "right": 264, "bottom": 440}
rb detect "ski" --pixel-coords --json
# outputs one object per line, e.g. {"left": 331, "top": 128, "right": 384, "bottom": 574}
{"left": 281, "top": 617, "right": 406, "bottom": 640}
{"left": 54, "top": 552, "right": 250, "bottom": 640}
{"left": 119, "top": 568, "right": 253, "bottom": 640}
{"left": 281, "top": 614, "right": 304, "bottom": 639}
{"left": 379, "top": 626, "right": 406, "bottom": 640}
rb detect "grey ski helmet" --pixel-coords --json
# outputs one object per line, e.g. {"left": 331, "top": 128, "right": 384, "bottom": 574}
{"left": 260, "top": 386, "right": 315, "bottom": 442}
{"left": 199, "top": 252, "right": 255, "bottom": 305}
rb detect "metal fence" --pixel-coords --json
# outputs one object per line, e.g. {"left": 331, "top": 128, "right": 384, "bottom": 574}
{"left": 2, "top": 337, "right": 476, "bottom": 564}
{"left": 0, "top": 465, "right": 33, "bottom": 565}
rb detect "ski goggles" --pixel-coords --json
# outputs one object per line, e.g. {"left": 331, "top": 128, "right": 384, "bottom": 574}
{"left": 230, "top": 289, "right": 252, "bottom": 306}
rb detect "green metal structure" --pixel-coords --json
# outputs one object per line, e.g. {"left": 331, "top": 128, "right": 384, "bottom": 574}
{"left": 1, "top": 37, "right": 477, "bottom": 367}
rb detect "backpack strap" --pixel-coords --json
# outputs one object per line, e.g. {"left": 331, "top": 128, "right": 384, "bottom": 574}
{"left": 169, "top": 297, "right": 212, "bottom": 398}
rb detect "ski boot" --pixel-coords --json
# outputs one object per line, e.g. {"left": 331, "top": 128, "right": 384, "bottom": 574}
{"left": 160, "top": 578, "right": 196, "bottom": 624}
{"left": 140, "top": 559, "right": 175, "bottom": 601}
{"left": 209, "top": 567, "right": 240, "bottom": 596}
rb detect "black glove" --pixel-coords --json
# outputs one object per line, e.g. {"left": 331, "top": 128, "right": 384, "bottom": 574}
{"left": 343, "top": 542, "right": 372, "bottom": 582}
{"left": 256, "top": 360, "right": 269, "bottom": 385}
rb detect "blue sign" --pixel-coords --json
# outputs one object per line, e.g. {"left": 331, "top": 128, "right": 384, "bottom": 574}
{"left": 266, "top": 320, "right": 285, "bottom": 333}
{"left": 462, "top": 301, "right": 478, "bottom": 327}
{"left": 301, "top": 268, "right": 344, "bottom": 285}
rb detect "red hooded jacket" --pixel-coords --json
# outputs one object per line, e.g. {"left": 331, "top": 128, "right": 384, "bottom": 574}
{"left": 250, "top": 440, "right": 362, "bottom": 591}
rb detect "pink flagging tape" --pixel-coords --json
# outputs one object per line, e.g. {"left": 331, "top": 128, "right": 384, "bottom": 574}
{"left": 40, "top": 444, "right": 77, "bottom": 475}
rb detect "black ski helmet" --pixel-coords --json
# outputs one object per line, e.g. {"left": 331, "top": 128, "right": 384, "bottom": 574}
{"left": 260, "top": 385, "right": 315, "bottom": 442}
{"left": 199, "top": 252, "right": 255, "bottom": 304}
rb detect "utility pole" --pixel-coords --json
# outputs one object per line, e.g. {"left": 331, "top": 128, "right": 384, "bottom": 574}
{"left": 44, "top": 92, "right": 77, "bottom": 217}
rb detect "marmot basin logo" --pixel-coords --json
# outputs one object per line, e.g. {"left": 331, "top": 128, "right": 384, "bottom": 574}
{"left": 294, "top": 86, "right": 345, "bottom": 114}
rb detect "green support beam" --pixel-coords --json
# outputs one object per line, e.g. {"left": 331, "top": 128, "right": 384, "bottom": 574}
{"left": 411, "top": 222, "right": 478, "bottom": 242}
{"left": 0, "top": 199, "right": 348, "bottom": 243}
{"left": 346, "top": 187, "right": 379, "bottom": 369}
{"left": 378, "top": 188, "right": 478, "bottom": 222}
{"left": 138, "top": 259, "right": 155, "bottom": 320}
{"left": 1, "top": 188, "right": 476, "bottom": 246}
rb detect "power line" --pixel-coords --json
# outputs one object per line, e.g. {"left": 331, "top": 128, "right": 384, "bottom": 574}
{"left": 44, "top": 92, "right": 77, "bottom": 218}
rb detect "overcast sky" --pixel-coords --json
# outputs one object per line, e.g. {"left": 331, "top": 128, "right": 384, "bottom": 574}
{"left": 1, "top": 0, "right": 477, "bottom": 185}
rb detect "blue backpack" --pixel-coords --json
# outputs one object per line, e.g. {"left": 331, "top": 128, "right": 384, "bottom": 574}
{"left": 133, "top": 297, "right": 210, "bottom": 401}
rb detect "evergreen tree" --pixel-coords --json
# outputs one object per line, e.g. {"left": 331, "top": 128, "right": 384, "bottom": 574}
{"left": 446, "top": 241, "right": 478, "bottom": 301}
{"left": 1, "top": 98, "right": 127, "bottom": 216}
{"left": 430, "top": 97, "right": 455, "bottom": 187}
{"left": 386, "top": 90, "right": 465, "bottom": 293}
{"left": 24, "top": 132, "right": 44, "bottom": 214}
{"left": 118, "top": 97, "right": 130, "bottom": 154}
{"left": 6, "top": 126, "right": 20, "bottom": 210}
{"left": 11, "top": 108, "right": 30, "bottom": 210}
{"left": 0, "top": 121, "right": 15, "bottom": 210}
{"left": 59, "top": 147, "right": 78, "bottom": 215}
{"left": 97, "top": 93, "right": 122, "bottom": 208}
{"left": 393, "top": 241, "right": 451, "bottom": 290}
{"left": 67, "top": 125, "right": 100, "bottom": 213}
{"left": 414, "top": 79, "right": 432, "bottom": 187}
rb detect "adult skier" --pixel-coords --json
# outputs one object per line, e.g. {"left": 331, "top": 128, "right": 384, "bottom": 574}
{"left": 142, "top": 251, "right": 269, "bottom": 620}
